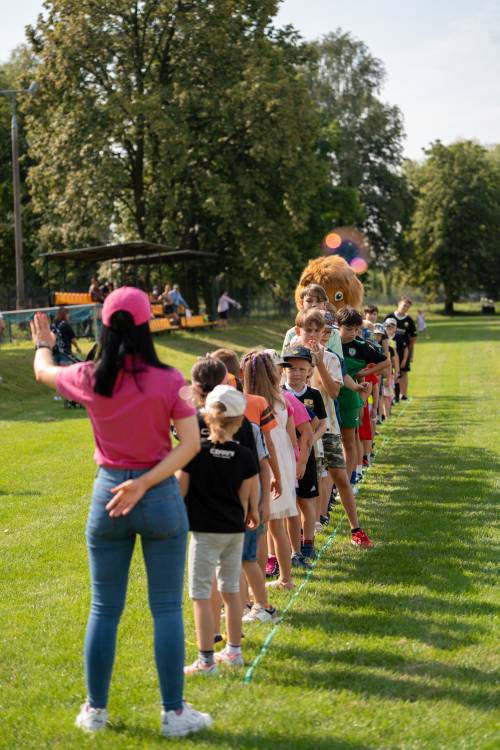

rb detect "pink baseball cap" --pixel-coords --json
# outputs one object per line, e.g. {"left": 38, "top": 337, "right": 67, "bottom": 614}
{"left": 102, "top": 286, "right": 152, "bottom": 327}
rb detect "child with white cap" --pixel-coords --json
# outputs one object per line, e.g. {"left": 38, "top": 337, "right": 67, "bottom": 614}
{"left": 176, "top": 385, "right": 260, "bottom": 674}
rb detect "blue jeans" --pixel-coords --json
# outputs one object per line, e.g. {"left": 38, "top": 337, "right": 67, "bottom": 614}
{"left": 85, "top": 468, "right": 188, "bottom": 711}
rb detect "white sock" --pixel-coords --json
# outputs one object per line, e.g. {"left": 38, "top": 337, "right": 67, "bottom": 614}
{"left": 356, "top": 464, "right": 363, "bottom": 475}
{"left": 227, "top": 643, "right": 242, "bottom": 655}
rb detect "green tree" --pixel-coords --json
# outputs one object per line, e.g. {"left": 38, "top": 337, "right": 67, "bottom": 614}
{"left": 407, "top": 140, "right": 500, "bottom": 313}
{"left": 304, "top": 30, "right": 409, "bottom": 272}
{"left": 25, "top": 1, "right": 322, "bottom": 304}
{"left": 0, "top": 46, "right": 40, "bottom": 307}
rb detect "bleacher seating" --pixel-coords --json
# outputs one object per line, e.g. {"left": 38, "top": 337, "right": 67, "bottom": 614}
{"left": 149, "top": 317, "right": 179, "bottom": 333}
{"left": 54, "top": 292, "right": 93, "bottom": 305}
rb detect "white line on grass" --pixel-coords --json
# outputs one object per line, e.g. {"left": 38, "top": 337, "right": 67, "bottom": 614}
{"left": 243, "top": 396, "right": 413, "bottom": 684}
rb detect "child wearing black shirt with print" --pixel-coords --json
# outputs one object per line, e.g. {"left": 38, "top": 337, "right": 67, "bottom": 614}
{"left": 283, "top": 345, "right": 327, "bottom": 561}
{"left": 177, "top": 385, "right": 259, "bottom": 675}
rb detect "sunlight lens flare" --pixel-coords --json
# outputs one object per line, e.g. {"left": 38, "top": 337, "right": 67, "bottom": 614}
{"left": 322, "top": 227, "right": 369, "bottom": 274}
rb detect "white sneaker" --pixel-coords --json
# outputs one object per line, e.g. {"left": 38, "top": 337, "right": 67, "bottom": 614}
{"left": 242, "top": 604, "right": 279, "bottom": 624}
{"left": 160, "top": 702, "right": 212, "bottom": 738}
{"left": 75, "top": 703, "right": 108, "bottom": 733}
{"left": 53, "top": 395, "right": 62, "bottom": 401}
{"left": 214, "top": 647, "right": 244, "bottom": 666}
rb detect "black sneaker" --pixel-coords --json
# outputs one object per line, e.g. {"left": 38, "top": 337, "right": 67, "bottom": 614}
{"left": 320, "top": 514, "right": 330, "bottom": 527}
{"left": 301, "top": 545, "right": 317, "bottom": 560}
{"left": 291, "top": 553, "right": 311, "bottom": 569}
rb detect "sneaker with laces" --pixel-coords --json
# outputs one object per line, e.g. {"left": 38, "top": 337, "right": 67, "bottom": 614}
{"left": 291, "top": 552, "right": 311, "bottom": 568}
{"left": 242, "top": 604, "right": 279, "bottom": 624}
{"left": 75, "top": 703, "right": 108, "bottom": 733}
{"left": 214, "top": 647, "right": 244, "bottom": 666}
{"left": 242, "top": 602, "right": 253, "bottom": 618}
{"left": 160, "top": 702, "right": 213, "bottom": 738}
{"left": 265, "top": 557, "right": 279, "bottom": 578}
{"left": 351, "top": 529, "right": 374, "bottom": 548}
{"left": 184, "top": 658, "right": 218, "bottom": 675}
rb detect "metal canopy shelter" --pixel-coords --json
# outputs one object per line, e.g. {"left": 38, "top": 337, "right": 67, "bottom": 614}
{"left": 41, "top": 241, "right": 215, "bottom": 264}
{"left": 41, "top": 241, "right": 217, "bottom": 312}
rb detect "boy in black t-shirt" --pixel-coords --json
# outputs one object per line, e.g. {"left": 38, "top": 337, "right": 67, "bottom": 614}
{"left": 283, "top": 345, "right": 327, "bottom": 561}
{"left": 384, "top": 296, "right": 417, "bottom": 401}
{"left": 177, "top": 385, "right": 259, "bottom": 675}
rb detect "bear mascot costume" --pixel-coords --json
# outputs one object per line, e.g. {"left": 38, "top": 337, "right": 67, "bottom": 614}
{"left": 295, "top": 255, "right": 364, "bottom": 312}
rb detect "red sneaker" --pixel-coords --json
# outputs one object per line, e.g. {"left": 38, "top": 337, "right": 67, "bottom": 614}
{"left": 351, "top": 529, "right": 374, "bottom": 548}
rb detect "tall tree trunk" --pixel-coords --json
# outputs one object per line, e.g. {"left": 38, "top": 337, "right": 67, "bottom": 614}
{"left": 443, "top": 283, "right": 455, "bottom": 315}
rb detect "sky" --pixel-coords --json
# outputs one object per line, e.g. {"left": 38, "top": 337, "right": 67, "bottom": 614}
{"left": 2, "top": 0, "right": 499, "bottom": 159}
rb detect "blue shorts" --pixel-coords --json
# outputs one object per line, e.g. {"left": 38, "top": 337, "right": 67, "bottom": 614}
{"left": 242, "top": 528, "right": 258, "bottom": 562}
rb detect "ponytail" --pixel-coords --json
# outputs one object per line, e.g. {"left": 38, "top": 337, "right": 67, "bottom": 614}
{"left": 203, "top": 401, "right": 243, "bottom": 444}
{"left": 93, "top": 310, "right": 168, "bottom": 397}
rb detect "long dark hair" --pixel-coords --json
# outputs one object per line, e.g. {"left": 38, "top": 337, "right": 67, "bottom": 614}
{"left": 93, "top": 310, "right": 169, "bottom": 397}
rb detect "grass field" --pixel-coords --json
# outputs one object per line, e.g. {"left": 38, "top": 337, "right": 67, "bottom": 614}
{"left": 0, "top": 314, "right": 499, "bottom": 749}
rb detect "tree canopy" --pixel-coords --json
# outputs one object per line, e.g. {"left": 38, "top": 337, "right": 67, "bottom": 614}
{"left": 406, "top": 140, "right": 500, "bottom": 313}
{"left": 24, "top": 0, "right": 323, "bottom": 303}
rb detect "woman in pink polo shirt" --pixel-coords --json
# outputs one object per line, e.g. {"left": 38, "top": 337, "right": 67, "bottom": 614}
{"left": 30, "top": 287, "right": 211, "bottom": 739}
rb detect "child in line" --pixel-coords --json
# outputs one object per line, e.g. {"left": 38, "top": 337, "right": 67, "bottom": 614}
{"left": 261, "top": 349, "right": 315, "bottom": 570}
{"left": 283, "top": 345, "right": 327, "bottom": 560}
{"left": 337, "top": 308, "right": 388, "bottom": 484}
{"left": 295, "top": 308, "right": 375, "bottom": 547}
{"left": 241, "top": 351, "right": 298, "bottom": 590}
{"left": 282, "top": 284, "right": 343, "bottom": 361}
{"left": 177, "top": 385, "right": 259, "bottom": 674}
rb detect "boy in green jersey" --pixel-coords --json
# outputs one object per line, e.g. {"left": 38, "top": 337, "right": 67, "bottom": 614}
{"left": 337, "top": 308, "right": 388, "bottom": 482}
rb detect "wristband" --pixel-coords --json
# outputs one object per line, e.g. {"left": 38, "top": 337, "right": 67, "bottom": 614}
{"left": 35, "top": 343, "right": 52, "bottom": 350}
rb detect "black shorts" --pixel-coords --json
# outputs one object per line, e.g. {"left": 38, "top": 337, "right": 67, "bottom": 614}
{"left": 219, "top": 310, "right": 228, "bottom": 320}
{"left": 297, "top": 453, "right": 319, "bottom": 499}
{"left": 397, "top": 347, "right": 411, "bottom": 372}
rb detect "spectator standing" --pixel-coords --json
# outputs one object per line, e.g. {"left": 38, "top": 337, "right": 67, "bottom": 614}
{"left": 217, "top": 291, "right": 242, "bottom": 327}
{"left": 52, "top": 307, "right": 82, "bottom": 364}
{"left": 30, "top": 287, "right": 211, "bottom": 738}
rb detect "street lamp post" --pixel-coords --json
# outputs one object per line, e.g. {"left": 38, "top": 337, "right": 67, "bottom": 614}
{"left": 0, "top": 81, "right": 38, "bottom": 309}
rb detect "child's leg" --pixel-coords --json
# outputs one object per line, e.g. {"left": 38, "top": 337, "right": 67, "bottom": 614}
{"left": 286, "top": 513, "right": 302, "bottom": 555}
{"left": 187, "top": 532, "right": 223, "bottom": 668}
{"left": 210, "top": 579, "right": 223, "bottom": 637}
{"left": 258, "top": 527, "right": 268, "bottom": 573}
{"left": 217, "top": 533, "right": 245, "bottom": 647}
{"left": 268, "top": 518, "right": 293, "bottom": 584}
{"left": 242, "top": 561, "right": 270, "bottom": 609}
{"left": 321, "top": 471, "right": 334, "bottom": 516}
{"left": 192, "top": 600, "right": 215, "bottom": 651}
{"left": 399, "top": 371, "right": 409, "bottom": 398}
{"left": 221, "top": 592, "right": 242, "bottom": 647}
{"left": 329, "top": 467, "right": 360, "bottom": 530}
{"left": 341, "top": 426, "right": 357, "bottom": 479}
{"left": 297, "top": 497, "right": 317, "bottom": 546}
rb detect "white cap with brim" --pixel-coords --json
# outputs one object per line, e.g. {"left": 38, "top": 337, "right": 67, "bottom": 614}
{"left": 204, "top": 384, "right": 247, "bottom": 417}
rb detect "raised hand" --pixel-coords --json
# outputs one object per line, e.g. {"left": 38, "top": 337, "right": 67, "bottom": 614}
{"left": 30, "top": 311, "right": 56, "bottom": 349}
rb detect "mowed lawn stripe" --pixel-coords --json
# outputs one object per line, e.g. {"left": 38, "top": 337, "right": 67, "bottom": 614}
{"left": 0, "top": 315, "right": 498, "bottom": 749}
